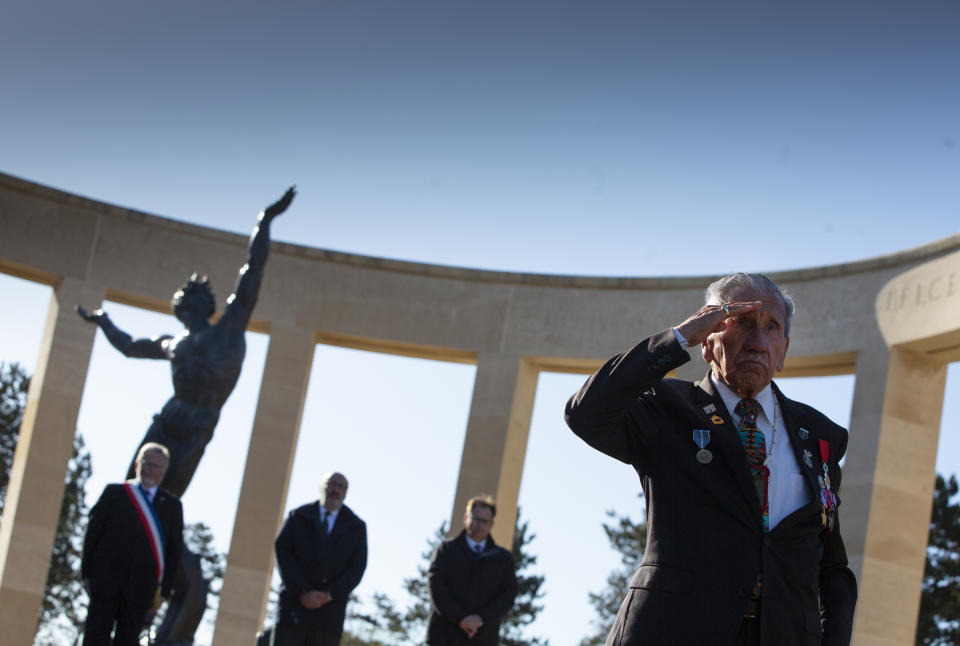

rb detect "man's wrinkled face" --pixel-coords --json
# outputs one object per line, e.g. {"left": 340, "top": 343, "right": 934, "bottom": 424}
{"left": 464, "top": 505, "right": 494, "bottom": 543}
{"left": 701, "top": 286, "right": 790, "bottom": 398}
{"left": 319, "top": 473, "right": 348, "bottom": 511}
{"left": 136, "top": 450, "right": 169, "bottom": 489}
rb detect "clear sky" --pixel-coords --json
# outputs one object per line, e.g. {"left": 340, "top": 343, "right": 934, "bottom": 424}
{"left": 2, "top": 1, "right": 958, "bottom": 644}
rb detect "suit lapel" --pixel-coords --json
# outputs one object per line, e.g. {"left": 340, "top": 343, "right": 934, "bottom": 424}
{"left": 328, "top": 506, "right": 352, "bottom": 541}
{"left": 772, "top": 383, "right": 822, "bottom": 508}
{"left": 692, "top": 376, "right": 763, "bottom": 525}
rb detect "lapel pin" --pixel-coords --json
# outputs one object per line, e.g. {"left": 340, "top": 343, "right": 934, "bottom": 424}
{"left": 702, "top": 403, "right": 716, "bottom": 415}
{"left": 802, "top": 449, "right": 814, "bottom": 469}
{"left": 799, "top": 427, "right": 809, "bottom": 440}
{"left": 710, "top": 414, "right": 724, "bottom": 425}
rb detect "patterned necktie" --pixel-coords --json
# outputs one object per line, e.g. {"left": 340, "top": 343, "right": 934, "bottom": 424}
{"left": 735, "top": 398, "right": 770, "bottom": 533}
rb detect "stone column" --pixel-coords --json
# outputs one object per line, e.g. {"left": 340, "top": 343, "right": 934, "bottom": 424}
{"left": 0, "top": 277, "right": 104, "bottom": 646}
{"left": 841, "top": 336, "right": 892, "bottom": 583}
{"left": 211, "top": 325, "right": 315, "bottom": 646}
{"left": 850, "top": 347, "right": 946, "bottom": 646}
{"left": 449, "top": 353, "right": 539, "bottom": 549}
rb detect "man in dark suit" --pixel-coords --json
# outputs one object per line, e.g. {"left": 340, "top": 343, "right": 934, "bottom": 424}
{"left": 82, "top": 442, "right": 184, "bottom": 646}
{"left": 566, "top": 272, "right": 857, "bottom": 646}
{"left": 427, "top": 495, "right": 518, "bottom": 646}
{"left": 274, "top": 472, "right": 367, "bottom": 646}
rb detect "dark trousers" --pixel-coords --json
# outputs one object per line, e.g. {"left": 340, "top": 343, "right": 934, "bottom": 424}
{"left": 273, "top": 622, "right": 342, "bottom": 646}
{"left": 83, "top": 593, "right": 150, "bottom": 646}
{"left": 735, "top": 617, "right": 761, "bottom": 646}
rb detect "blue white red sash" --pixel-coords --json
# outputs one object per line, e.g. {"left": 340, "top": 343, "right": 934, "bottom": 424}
{"left": 124, "top": 480, "right": 165, "bottom": 583}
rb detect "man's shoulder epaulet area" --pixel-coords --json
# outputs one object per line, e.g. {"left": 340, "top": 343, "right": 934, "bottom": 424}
{"left": 158, "top": 487, "right": 181, "bottom": 501}
{"left": 291, "top": 502, "right": 317, "bottom": 518}
{"left": 639, "top": 376, "right": 689, "bottom": 399}
{"left": 339, "top": 505, "right": 365, "bottom": 527}
{"left": 789, "top": 399, "right": 847, "bottom": 437}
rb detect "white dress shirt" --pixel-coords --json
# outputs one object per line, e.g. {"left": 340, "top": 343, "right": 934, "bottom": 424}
{"left": 318, "top": 504, "right": 339, "bottom": 533}
{"left": 711, "top": 376, "right": 811, "bottom": 529}
{"left": 138, "top": 481, "right": 159, "bottom": 503}
{"left": 465, "top": 536, "right": 487, "bottom": 553}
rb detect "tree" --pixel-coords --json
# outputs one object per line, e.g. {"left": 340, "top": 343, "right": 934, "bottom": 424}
{"left": 501, "top": 512, "right": 547, "bottom": 646}
{"left": 580, "top": 495, "right": 647, "bottom": 646}
{"left": 358, "top": 508, "right": 548, "bottom": 645}
{"left": 345, "top": 523, "right": 446, "bottom": 645}
{"left": 0, "top": 362, "right": 95, "bottom": 645}
{"left": 146, "top": 521, "right": 227, "bottom": 640}
{"left": 0, "top": 361, "right": 29, "bottom": 516}
{"left": 35, "top": 432, "right": 93, "bottom": 645}
{"left": 917, "top": 473, "right": 960, "bottom": 645}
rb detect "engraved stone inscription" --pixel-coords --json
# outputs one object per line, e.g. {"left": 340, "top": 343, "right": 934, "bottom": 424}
{"left": 882, "top": 272, "right": 960, "bottom": 312}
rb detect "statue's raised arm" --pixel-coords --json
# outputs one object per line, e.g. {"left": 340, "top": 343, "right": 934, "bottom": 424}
{"left": 75, "top": 305, "right": 171, "bottom": 359}
{"left": 220, "top": 185, "right": 296, "bottom": 332}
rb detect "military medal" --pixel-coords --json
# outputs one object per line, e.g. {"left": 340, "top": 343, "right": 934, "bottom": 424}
{"left": 817, "top": 439, "right": 838, "bottom": 530}
{"left": 692, "top": 429, "right": 713, "bottom": 464}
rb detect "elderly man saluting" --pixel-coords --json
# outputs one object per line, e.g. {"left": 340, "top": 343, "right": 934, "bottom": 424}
{"left": 566, "top": 272, "right": 857, "bottom": 646}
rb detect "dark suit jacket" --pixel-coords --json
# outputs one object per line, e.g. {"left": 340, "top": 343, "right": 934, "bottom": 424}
{"left": 275, "top": 502, "right": 367, "bottom": 633}
{"left": 81, "top": 482, "right": 184, "bottom": 609}
{"left": 565, "top": 330, "right": 857, "bottom": 646}
{"left": 427, "top": 530, "right": 518, "bottom": 646}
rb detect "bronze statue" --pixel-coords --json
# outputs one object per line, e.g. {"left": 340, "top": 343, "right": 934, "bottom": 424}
{"left": 76, "top": 186, "right": 296, "bottom": 644}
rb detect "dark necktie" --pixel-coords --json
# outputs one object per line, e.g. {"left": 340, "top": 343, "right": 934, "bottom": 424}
{"left": 319, "top": 511, "right": 328, "bottom": 537}
{"left": 735, "top": 398, "right": 770, "bottom": 533}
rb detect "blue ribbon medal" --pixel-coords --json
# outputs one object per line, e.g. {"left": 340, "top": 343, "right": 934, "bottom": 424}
{"left": 693, "top": 429, "right": 713, "bottom": 464}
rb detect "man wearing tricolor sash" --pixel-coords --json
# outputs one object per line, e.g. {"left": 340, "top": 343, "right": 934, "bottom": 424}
{"left": 82, "top": 442, "right": 184, "bottom": 646}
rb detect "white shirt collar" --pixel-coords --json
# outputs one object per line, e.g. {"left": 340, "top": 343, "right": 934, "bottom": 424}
{"left": 136, "top": 480, "right": 159, "bottom": 500}
{"left": 465, "top": 535, "right": 487, "bottom": 552}
{"left": 319, "top": 503, "right": 340, "bottom": 520}
{"left": 710, "top": 374, "right": 776, "bottom": 425}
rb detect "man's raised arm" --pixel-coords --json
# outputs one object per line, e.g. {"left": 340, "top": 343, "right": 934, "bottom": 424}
{"left": 75, "top": 306, "right": 170, "bottom": 359}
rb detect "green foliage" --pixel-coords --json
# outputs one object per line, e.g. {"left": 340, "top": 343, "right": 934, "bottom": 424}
{"left": 502, "top": 514, "right": 547, "bottom": 646}
{"left": 147, "top": 521, "right": 227, "bottom": 638}
{"left": 916, "top": 473, "right": 960, "bottom": 645}
{"left": 0, "top": 361, "right": 29, "bottom": 515}
{"left": 35, "top": 433, "right": 93, "bottom": 645}
{"left": 345, "top": 523, "right": 446, "bottom": 644}
{"left": 579, "top": 495, "right": 647, "bottom": 646}
{"left": 185, "top": 521, "right": 227, "bottom": 605}
{"left": 0, "top": 362, "right": 94, "bottom": 645}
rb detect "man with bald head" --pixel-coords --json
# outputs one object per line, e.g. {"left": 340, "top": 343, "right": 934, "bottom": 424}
{"left": 274, "top": 472, "right": 367, "bottom": 646}
{"left": 566, "top": 272, "right": 857, "bottom": 645}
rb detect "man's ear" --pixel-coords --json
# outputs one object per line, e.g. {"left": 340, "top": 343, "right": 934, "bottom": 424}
{"left": 777, "top": 336, "right": 790, "bottom": 372}
{"left": 701, "top": 338, "right": 715, "bottom": 364}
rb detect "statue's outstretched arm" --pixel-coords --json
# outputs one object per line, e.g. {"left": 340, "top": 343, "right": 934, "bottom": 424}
{"left": 221, "top": 186, "right": 296, "bottom": 330}
{"left": 75, "top": 306, "right": 170, "bottom": 359}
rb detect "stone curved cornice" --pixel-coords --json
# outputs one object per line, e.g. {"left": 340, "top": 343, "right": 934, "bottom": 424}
{"left": 3, "top": 170, "right": 958, "bottom": 372}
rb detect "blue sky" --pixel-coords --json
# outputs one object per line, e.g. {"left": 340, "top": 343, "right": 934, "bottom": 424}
{"left": 2, "top": 1, "right": 958, "bottom": 643}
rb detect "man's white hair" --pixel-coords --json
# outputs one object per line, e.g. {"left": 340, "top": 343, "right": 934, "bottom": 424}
{"left": 704, "top": 272, "right": 795, "bottom": 336}
{"left": 137, "top": 442, "right": 170, "bottom": 462}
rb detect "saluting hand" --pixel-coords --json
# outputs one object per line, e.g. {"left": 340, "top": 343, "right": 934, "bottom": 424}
{"left": 674, "top": 300, "right": 762, "bottom": 347}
